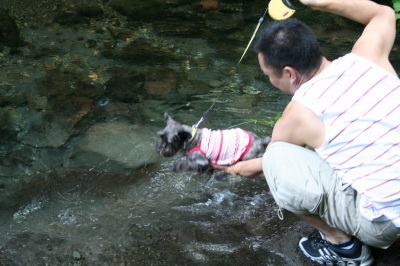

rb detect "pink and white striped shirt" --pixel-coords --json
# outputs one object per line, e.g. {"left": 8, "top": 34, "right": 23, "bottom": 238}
{"left": 189, "top": 128, "right": 253, "bottom": 165}
{"left": 293, "top": 53, "right": 400, "bottom": 227}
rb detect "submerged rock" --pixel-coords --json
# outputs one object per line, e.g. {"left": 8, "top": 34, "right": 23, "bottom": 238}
{"left": 69, "top": 121, "right": 160, "bottom": 171}
{"left": 144, "top": 67, "right": 178, "bottom": 98}
{"left": 108, "top": 0, "right": 169, "bottom": 20}
{"left": 104, "top": 71, "right": 144, "bottom": 103}
{"left": 42, "top": 68, "right": 104, "bottom": 99}
{"left": 16, "top": 96, "right": 94, "bottom": 148}
{"left": 110, "top": 38, "right": 181, "bottom": 65}
{"left": 53, "top": 11, "right": 90, "bottom": 26}
{"left": 0, "top": 9, "right": 21, "bottom": 47}
{"left": 76, "top": 5, "right": 104, "bottom": 17}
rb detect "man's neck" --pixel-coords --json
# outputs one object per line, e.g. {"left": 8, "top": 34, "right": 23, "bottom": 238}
{"left": 311, "top": 57, "right": 331, "bottom": 80}
{"left": 294, "top": 57, "right": 331, "bottom": 93}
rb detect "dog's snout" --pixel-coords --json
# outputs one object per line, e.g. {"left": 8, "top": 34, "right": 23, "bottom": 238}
{"left": 156, "top": 139, "right": 175, "bottom": 157}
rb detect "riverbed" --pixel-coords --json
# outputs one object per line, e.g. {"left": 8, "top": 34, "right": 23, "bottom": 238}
{"left": 0, "top": 0, "right": 399, "bottom": 265}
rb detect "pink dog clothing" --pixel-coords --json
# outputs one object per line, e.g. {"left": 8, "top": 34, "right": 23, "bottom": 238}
{"left": 189, "top": 128, "right": 253, "bottom": 165}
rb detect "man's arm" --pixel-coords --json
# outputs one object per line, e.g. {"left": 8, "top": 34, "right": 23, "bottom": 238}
{"left": 211, "top": 158, "right": 264, "bottom": 177}
{"left": 300, "top": 0, "right": 397, "bottom": 74}
{"left": 212, "top": 100, "right": 325, "bottom": 177}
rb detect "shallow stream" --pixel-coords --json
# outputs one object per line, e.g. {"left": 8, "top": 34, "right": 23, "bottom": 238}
{"left": 1, "top": 0, "right": 399, "bottom": 265}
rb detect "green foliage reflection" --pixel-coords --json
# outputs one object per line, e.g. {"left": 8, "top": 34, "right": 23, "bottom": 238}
{"left": 393, "top": 0, "right": 400, "bottom": 29}
{"left": 245, "top": 113, "right": 282, "bottom": 129}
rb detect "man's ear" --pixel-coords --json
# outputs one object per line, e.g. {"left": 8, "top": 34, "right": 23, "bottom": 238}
{"left": 284, "top": 66, "right": 302, "bottom": 88}
{"left": 283, "top": 66, "right": 295, "bottom": 80}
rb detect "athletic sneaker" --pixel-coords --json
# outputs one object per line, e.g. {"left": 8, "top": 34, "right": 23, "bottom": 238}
{"left": 299, "top": 235, "right": 374, "bottom": 266}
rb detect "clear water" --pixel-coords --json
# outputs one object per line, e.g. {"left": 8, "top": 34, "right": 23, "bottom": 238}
{"left": 1, "top": 1, "right": 399, "bottom": 265}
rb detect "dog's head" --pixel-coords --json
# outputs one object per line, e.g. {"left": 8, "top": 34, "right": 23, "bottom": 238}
{"left": 156, "top": 112, "right": 193, "bottom": 157}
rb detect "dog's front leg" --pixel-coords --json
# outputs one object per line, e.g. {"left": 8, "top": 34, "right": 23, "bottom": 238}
{"left": 173, "top": 151, "right": 210, "bottom": 172}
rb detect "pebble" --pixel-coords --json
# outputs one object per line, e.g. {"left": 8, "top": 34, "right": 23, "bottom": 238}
{"left": 73, "top": 251, "right": 81, "bottom": 260}
{"left": 209, "top": 80, "right": 223, "bottom": 88}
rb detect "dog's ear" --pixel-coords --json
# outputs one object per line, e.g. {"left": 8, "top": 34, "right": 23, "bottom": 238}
{"left": 163, "top": 112, "right": 174, "bottom": 123}
{"left": 157, "top": 130, "right": 166, "bottom": 139}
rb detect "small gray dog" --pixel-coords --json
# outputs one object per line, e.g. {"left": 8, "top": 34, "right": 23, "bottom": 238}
{"left": 156, "top": 112, "right": 271, "bottom": 172}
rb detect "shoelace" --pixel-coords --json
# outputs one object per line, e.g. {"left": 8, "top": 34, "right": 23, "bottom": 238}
{"left": 312, "top": 237, "right": 330, "bottom": 249}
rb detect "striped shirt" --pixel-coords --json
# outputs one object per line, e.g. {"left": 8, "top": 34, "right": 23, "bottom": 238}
{"left": 188, "top": 128, "right": 253, "bottom": 165}
{"left": 293, "top": 53, "right": 400, "bottom": 227}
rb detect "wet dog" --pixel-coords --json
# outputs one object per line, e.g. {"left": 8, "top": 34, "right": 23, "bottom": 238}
{"left": 156, "top": 112, "right": 271, "bottom": 172}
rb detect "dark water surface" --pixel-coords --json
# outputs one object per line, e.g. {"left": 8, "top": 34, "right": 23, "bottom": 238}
{"left": 1, "top": 0, "right": 399, "bottom": 265}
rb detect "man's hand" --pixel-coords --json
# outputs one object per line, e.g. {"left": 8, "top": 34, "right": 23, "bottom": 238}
{"left": 210, "top": 163, "right": 237, "bottom": 176}
{"left": 210, "top": 158, "right": 264, "bottom": 177}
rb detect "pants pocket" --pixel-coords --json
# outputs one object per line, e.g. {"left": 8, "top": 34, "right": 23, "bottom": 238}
{"left": 272, "top": 173, "right": 323, "bottom": 214}
{"left": 262, "top": 145, "right": 324, "bottom": 214}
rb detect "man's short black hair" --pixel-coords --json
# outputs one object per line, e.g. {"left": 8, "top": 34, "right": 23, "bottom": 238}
{"left": 254, "top": 18, "right": 322, "bottom": 77}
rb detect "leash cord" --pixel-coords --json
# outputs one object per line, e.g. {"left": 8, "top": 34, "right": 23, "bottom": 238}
{"left": 193, "top": 4, "right": 268, "bottom": 129}
{"left": 237, "top": 6, "right": 269, "bottom": 65}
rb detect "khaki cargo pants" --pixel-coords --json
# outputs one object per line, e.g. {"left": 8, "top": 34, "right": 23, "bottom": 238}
{"left": 262, "top": 142, "right": 400, "bottom": 249}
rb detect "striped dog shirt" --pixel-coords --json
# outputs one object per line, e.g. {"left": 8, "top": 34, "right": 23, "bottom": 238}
{"left": 188, "top": 128, "right": 253, "bottom": 165}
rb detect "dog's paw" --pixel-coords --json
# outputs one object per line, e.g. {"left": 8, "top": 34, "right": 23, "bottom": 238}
{"left": 173, "top": 159, "right": 209, "bottom": 172}
{"left": 173, "top": 152, "right": 210, "bottom": 172}
{"left": 173, "top": 158, "right": 188, "bottom": 172}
